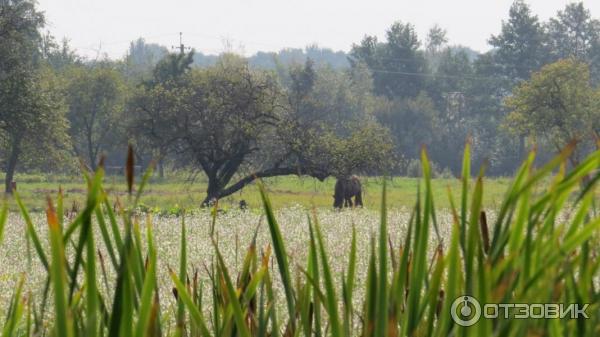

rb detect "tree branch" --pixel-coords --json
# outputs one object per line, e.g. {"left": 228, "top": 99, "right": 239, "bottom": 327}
{"left": 216, "top": 166, "right": 330, "bottom": 200}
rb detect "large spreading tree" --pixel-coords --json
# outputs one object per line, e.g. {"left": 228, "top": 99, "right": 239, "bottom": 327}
{"left": 131, "top": 55, "right": 393, "bottom": 204}
{"left": 505, "top": 58, "right": 599, "bottom": 166}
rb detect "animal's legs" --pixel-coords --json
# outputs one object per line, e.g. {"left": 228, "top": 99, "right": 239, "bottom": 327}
{"left": 355, "top": 192, "right": 363, "bottom": 207}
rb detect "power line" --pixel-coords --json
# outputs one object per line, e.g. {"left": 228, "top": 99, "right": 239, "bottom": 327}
{"left": 65, "top": 31, "right": 579, "bottom": 85}
{"left": 72, "top": 33, "right": 179, "bottom": 50}
{"left": 366, "top": 67, "right": 506, "bottom": 82}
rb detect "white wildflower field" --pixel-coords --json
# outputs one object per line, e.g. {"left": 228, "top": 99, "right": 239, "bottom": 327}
{"left": 0, "top": 207, "right": 453, "bottom": 317}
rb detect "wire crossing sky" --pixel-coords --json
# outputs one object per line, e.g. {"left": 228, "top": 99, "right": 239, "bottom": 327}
{"left": 37, "top": 0, "right": 600, "bottom": 59}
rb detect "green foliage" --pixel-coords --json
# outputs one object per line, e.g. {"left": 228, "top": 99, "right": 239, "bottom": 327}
{"left": 148, "top": 50, "right": 194, "bottom": 86}
{"left": 350, "top": 21, "right": 427, "bottom": 99}
{"left": 122, "top": 38, "right": 169, "bottom": 82}
{"left": 489, "top": 0, "right": 548, "bottom": 82}
{"left": 64, "top": 64, "right": 128, "bottom": 170}
{"left": 426, "top": 24, "right": 448, "bottom": 55}
{"left": 547, "top": 2, "right": 600, "bottom": 81}
{"left": 319, "top": 120, "right": 396, "bottom": 176}
{"left": 505, "top": 58, "right": 600, "bottom": 163}
{"left": 281, "top": 60, "right": 395, "bottom": 177}
{"left": 0, "top": 0, "right": 70, "bottom": 191}
{"left": 130, "top": 55, "right": 394, "bottom": 202}
{"left": 404, "top": 158, "right": 454, "bottom": 178}
{"left": 41, "top": 33, "right": 81, "bottom": 71}
{"left": 374, "top": 92, "right": 441, "bottom": 161}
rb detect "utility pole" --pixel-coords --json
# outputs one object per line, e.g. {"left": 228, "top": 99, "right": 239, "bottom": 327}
{"left": 172, "top": 32, "right": 192, "bottom": 54}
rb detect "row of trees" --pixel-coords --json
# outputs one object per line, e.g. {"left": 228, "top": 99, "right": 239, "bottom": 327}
{"left": 0, "top": 1, "right": 393, "bottom": 202}
{"left": 350, "top": 0, "right": 600, "bottom": 173}
{"left": 1, "top": 0, "right": 599, "bottom": 201}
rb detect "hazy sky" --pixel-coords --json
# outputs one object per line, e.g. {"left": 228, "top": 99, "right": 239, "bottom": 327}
{"left": 37, "top": 0, "right": 600, "bottom": 59}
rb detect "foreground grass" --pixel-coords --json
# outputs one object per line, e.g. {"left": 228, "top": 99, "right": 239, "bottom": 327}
{"left": 1, "top": 172, "right": 512, "bottom": 212}
{"left": 0, "top": 143, "right": 599, "bottom": 336}
{"left": 0, "top": 207, "right": 424, "bottom": 325}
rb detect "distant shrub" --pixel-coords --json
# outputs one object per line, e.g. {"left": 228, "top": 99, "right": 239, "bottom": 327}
{"left": 405, "top": 158, "right": 450, "bottom": 178}
{"left": 437, "top": 166, "right": 455, "bottom": 179}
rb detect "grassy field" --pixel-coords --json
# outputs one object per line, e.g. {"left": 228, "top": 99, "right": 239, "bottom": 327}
{"left": 1, "top": 172, "right": 513, "bottom": 212}
{"left": 0, "top": 146, "right": 599, "bottom": 336}
{"left": 0, "top": 208, "right": 423, "bottom": 317}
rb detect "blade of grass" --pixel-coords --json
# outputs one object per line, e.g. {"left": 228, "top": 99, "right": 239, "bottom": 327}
{"left": 312, "top": 216, "right": 342, "bottom": 337}
{"left": 0, "top": 201, "right": 6, "bottom": 245}
{"left": 14, "top": 190, "right": 49, "bottom": 271}
{"left": 47, "top": 197, "right": 72, "bottom": 337}
{"left": 375, "top": 180, "right": 388, "bottom": 337}
{"left": 257, "top": 181, "right": 296, "bottom": 332}
{"left": 176, "top": 216, "right": 187, "bottom": 334}
{"left": 212, "top": 239, "right": 252, "bottom": 337}
{"left": 135, "top": 222, "right": 158, "bottom": 337}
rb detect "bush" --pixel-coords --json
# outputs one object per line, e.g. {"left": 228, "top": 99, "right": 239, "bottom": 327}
{"left": 437, "top": 166, "right": 455, "bottom": 179}
{"left": 405, "top": 158, "right": 454, "bottom": 178}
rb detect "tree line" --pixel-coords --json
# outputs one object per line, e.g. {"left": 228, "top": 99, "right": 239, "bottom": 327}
{"left": 1, "top": 0, "right": 599, "bottom": 202}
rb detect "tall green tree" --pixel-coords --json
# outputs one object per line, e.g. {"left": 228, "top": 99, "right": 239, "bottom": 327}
{"left": 275, "top": 60, "right": 395, "bottom": 178}
{"left": 473, "top": 0, "right": 548, "bottom": 172}
{"left": 546, "top": 2, "right": 600, "bottom": 81}
{"left": 122, "top": 38, "right": 169, "bottom": 82}
{"left": 147, "top": 50, "right": 194, "bottom": 86}
{"left": 350, "top": 21, "right": 427, "bottom": 99}
{"left": 425, "top": 24, "right": 449, "bottom": 72}
{"left": 132, "top": 54, "right": 282, "bottom": 203}
{"left": 127, "top": 50, "right": 194, "bottom": 175}
{"left": 65, "top": 64, "right": 127, "bottom": 170}
{"left": 427, "top": 49, "right": 476, "bottom": 171}
{"left": 547, "top": 3, "right": 600, "bottom": 59}
{"left": 426, "top": 25, "right": 448, "bottom": 55}
{"left": 489, "top": 0, "right": 548, "bottom": 83}
{"left": 41, "top": 34, "right": 81, "bottom": 71}
{"left": 373, "top": 92, "right": 440, "bottom": 163}
{"left": 466, "top": 53, "right": 519, "bottom": 174}
{"left": 505, "top": 59, "right": 599, "bottom": 165}
{"left": 0, "top": 0, "right": 69, "bottom": 193}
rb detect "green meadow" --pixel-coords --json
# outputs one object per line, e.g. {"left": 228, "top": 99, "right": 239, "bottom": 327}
{"left": 1, "top": 173, "right": 513, "bottom": 212}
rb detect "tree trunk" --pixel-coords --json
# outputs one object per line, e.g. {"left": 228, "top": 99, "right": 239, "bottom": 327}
{"left": 158, "top": 160, "right": 165, "bottom": 179}
{"left": 519, "top": 135, "right": 526, "bottom": 160}
{"left": 87, "top": 132, "right": 97, "bottom": 171}
{"left": 4, "top": 137, "right": 21, "bottom": 194}
{"left": 199, "top": 167, "right": 330, "bottom": 206}
{"left": 202, "top": 176, "right": 223, "bottom": 206}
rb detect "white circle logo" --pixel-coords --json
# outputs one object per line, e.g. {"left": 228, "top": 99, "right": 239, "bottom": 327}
{"left": 451, "top": 295, "right": 481, "bottom": 326}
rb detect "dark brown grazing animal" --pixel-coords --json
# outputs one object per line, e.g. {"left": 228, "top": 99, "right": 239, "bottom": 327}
{"left": 333, "top": 175, "right": 363, "bottom": 209}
